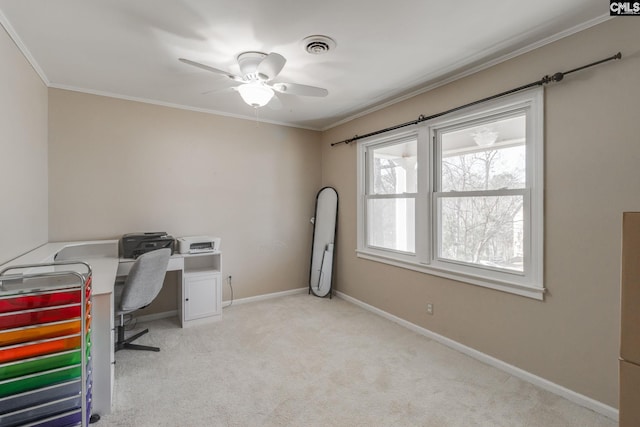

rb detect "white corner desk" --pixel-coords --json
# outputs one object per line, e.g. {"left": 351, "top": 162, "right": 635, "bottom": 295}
{"left": 0, "top": 240, "right": 222, "bottom": 417}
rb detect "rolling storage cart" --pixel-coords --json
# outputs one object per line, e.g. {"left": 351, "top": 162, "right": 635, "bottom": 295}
{"left": 0, "top": 261, "right": 93, "bottom": 427}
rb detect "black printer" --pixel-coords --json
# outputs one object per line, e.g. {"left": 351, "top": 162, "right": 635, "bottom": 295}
{"left": 119, "top": 232, "right": 175, "bottom": 259}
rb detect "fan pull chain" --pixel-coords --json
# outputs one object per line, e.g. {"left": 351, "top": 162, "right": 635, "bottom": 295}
{"left": 254, "top": 106, "right": 260, "bottom": 126}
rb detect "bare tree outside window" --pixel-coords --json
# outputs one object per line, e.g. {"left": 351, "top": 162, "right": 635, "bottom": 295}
{"left": 438, "top": 115, "right": 526, "bottom": 272}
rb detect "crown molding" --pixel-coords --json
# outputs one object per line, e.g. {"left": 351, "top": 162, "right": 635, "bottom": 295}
{"left": 0, "top": 9, "right": 49, "bottom": 86}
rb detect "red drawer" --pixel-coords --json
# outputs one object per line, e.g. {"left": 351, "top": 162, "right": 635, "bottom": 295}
{"left": 0, "top": 290, "right": 81, "bottom": 314}
{"left": 0, "top": 305, "right": 81, "bottom": 331}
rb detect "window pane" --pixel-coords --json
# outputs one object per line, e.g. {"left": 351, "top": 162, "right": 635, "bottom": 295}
{"left": 438, "top": 195, "right": 524, "bottom": 272}
{"left": 370, "top": 139, "right": 417, "bottom": 194}
{"left": 440, "top": 115, "right": 525, "bottom": 192}
{"left": 367, "top": 198, "right": 415, "bottom": 253}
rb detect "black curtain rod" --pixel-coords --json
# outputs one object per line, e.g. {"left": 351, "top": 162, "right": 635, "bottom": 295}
{"left": 331, "top": 52, "right": 622, "bottom": 147}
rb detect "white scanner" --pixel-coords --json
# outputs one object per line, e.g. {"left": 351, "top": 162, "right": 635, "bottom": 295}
{"left": 177, "top": 236, "right": 221, "bottom": 254}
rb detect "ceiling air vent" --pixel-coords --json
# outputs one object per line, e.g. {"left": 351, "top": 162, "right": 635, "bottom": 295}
{"left": 302, "top": 35, "right": 336, "bottom": 55}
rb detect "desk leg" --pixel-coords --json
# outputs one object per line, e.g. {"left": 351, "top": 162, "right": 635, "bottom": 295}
{"left": 91, "top": 292, "right": 114, "bottom": 415}
{"left": 177, "top": 269, "right": 184, "bottom": 328}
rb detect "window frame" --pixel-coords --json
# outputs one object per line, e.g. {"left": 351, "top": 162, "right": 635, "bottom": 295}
{"left": 356, "top": 88, "right": 544, "bottom": 300}
{"left": 360, "top": 133, "right": 420, "bottom": 263}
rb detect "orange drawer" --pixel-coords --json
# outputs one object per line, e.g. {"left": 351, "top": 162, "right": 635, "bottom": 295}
{"left": 0, "top": 320, "right": 81, "bottom": 347}
{"left": 0, "top": 335, "right": 81, "bottom": 364}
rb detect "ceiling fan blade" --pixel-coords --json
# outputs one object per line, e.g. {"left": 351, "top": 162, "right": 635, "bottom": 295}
{"left": 257, "top": 53, "right": 286, "bottom": 81}
{"left": 271, "top": 82, "right": 328, "bottom": 97}
{"left": 201, "top": 86, "right": 238, "bottom": 95}
{"left": 179, "top": 58, "right": 243, "bottom": 82}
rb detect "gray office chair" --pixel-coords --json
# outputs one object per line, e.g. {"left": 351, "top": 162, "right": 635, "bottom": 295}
{"left": 114, "top": 248, "right": 171, "bottom": 352}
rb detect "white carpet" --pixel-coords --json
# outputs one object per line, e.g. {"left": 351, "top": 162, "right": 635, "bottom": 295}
{"left": 98, "top": 293, "right": 615, "bottom": 427}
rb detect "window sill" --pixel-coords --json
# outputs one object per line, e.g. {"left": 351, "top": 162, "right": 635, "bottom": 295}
{"left": 356, "top": 249, "right": 545, "bottom": 300}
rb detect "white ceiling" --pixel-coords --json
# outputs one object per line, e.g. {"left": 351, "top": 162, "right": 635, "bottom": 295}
{"left": 0, "top": 1, "right": 608, "bottom": 130}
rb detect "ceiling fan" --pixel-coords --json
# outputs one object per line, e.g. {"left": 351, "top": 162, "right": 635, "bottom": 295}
{"left": 179, "top": 52, "right": 328, "bottom": 108}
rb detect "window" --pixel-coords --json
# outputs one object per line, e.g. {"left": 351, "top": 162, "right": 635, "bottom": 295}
{"left": 366, "top": 137, "right": 417, "bottom": 254}
{"left": 357, "top": 88, "right": 544, "bottom": 299}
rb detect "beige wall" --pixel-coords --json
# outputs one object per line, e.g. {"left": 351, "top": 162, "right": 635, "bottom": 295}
{"left": 321, "top": 18, "right": 640, "bottom": 408}
{"left": 0, "top": 25, "right": 48, "bottom": 265}
{"left": 48, "top": 89, "right": 322, "bottom": 303}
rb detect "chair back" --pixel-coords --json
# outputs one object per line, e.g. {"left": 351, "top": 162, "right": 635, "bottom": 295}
{"left": 119, "top": 248, "right": 171, "bottom": 312}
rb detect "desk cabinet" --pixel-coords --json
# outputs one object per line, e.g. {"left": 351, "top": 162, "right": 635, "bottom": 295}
{"left": 184, "top": 273, "right": 221, "bottom": 321}
{"left": 180, "top": 252, "right": 222, "bottom": 327}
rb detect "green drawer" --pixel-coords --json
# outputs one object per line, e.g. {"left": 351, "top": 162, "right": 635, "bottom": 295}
{"left": 0, "top": 364, "right": 82, "bottom": 398}
{"left": 0, "top": 350, "right": 81, "bottom": 381}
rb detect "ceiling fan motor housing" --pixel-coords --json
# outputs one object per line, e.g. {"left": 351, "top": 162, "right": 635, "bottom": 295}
{"left": 237, "top": 51, "right": 267, "bottom": 80}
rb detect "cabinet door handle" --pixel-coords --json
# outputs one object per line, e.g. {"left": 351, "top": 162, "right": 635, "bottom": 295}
{"left": 185, "top": 298, "right": 189, "bottom": 301}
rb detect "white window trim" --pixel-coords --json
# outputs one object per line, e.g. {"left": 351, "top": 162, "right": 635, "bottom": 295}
{"left": 361, "top": 133, "right": 419, "bottom": 261}
{"left": 356, "top": 88, "right": 545, "bottom": 300}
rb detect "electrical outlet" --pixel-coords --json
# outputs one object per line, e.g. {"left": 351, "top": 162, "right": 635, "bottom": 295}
{"left": 426, "top": 303, "right": 434, "bottom": 315}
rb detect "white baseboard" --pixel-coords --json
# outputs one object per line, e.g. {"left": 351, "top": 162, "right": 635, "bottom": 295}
{"left": 335, "top": 291, "right": 618, "bottom": 422}
{"left": 134, "top": 310, "right": 178, "bottom": 323}
{"left": 131, "top": 288, "right": 308, "bottom": 321}
{"left": 224, "top": 287, "right": 307, "bottom": 306}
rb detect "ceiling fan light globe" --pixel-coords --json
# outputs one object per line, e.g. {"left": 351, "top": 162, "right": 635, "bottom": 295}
{"left": 237, "top": 82, "right": 274, "bottom": 108}
{"left": 472, "top": 128, "right": 498, "bottom": 146}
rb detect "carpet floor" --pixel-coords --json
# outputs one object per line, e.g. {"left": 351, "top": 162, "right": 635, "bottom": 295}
{"left": 98, "top": 293, "right": 615, "bottom": 427}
